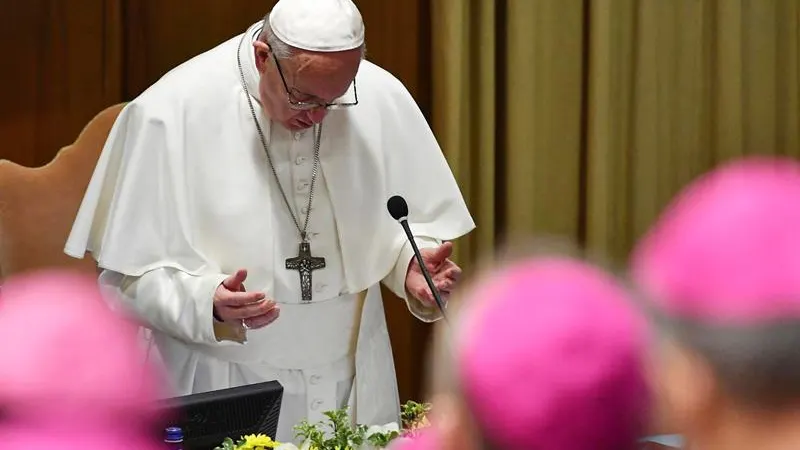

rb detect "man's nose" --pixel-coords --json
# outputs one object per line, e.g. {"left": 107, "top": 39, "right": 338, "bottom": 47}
{"left": 306, "top": 107, "right": 327, "bottom": 124}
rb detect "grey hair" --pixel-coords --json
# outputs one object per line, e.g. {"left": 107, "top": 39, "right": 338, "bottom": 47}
{"left": 655, "top": 312, "right": 800, "bottom": 409}
{"left": 258, "top": 13, "right": 367, "bottom": 60}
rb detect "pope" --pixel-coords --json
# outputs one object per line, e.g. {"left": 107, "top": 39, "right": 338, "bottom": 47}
{"left": 64, "top": 0, "right": 474, "bottom": 442}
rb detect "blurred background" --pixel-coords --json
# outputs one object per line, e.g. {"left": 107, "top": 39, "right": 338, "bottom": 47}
{"left": 1, "top": 0, "right": 798, "bottom": 404}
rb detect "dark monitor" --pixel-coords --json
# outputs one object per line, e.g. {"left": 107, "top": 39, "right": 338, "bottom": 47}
{"left": 156, "top": 381, "right": 283, "bottom": 450}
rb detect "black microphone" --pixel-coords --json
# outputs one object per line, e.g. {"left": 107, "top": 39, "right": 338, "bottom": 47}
{"left": 387, "top": 195, "right": 449, "bottom": 322}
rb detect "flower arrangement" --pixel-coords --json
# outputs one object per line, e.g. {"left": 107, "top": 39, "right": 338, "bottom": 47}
{"left": 214, "top": 400, "right": 431, "bottom": 450}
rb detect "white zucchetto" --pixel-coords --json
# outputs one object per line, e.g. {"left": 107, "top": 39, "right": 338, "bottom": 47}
{"left": 269, "top": 0, "right": 365, "bottom": 52}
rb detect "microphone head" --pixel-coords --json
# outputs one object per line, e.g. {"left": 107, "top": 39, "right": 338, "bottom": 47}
{"left": 387, "top": 195, "right": 409, "bottom": 221}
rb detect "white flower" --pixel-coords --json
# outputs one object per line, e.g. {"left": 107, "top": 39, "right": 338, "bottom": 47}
{"left": 274, "top": 443, "right": 301, "bottom": 450}
{"left": 366, "top": 422, "right": 400, "bottom": 438}
{"left": 275, "top": 442, "right": 316, "bottom": 450}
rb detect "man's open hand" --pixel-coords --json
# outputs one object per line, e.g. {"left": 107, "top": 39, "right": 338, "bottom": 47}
{"left": 404, "top": 242, "right": 462, "bottom": 305}
{"left": 213, "top": 269, "right": 280, "bottom": 329}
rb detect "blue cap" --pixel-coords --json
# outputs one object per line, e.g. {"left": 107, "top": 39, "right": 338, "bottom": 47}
{"left": 164, "top": 426, "right": 184, "bottom": 442}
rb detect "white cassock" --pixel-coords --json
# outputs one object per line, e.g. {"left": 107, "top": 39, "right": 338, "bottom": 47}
{"left": 64, "top": 21, "right": 474, "bottom": 443}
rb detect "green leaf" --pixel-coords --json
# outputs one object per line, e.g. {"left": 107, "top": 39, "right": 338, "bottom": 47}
{"left": 367, "top": 429, "right": 401, "bottom": 448}
{"left": 213, "top": 437, "right": 237, "bottom": 450}
{"left": 288, "top": 402, "right": 428, "bottom": 449}
{"left": 400, "top": 400, "right": 431, "bottom": 428}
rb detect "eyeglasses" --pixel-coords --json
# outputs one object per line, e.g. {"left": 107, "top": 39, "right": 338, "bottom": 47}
{"left": 271, "top": 53, "right": 359, "bottom": 111}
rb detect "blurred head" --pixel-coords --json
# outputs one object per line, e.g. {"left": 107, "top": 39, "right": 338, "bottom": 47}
{"left": 631, "top": 157, "right": 800, "bottom": 441}
{"left": 0, "top": 270, "right": 166, "bottom": 449}
{"left": 415, "top": 256, "right": 649, "bottom": 450}
{"left": 253, "top": 1, "right": 365, "bottom": 131}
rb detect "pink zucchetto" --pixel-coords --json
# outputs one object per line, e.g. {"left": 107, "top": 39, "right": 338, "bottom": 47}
{"left": 631, "top": 157, "right": 800, "bottom": 324}
{"left": 0, "top": 270, "right": 166, "bottom": 449}
{"left": 454, "top": 258, "right": 649, "bottom": 450}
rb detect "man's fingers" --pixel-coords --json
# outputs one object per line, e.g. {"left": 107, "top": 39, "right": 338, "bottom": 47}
{"left": 436, "top": 278, "right": 455, "bottom": 292}
{"left": 428, "top": 242, "right": 454, "bottom": 264}
{"left": 439, "top": 265, "right": 461, "bottom": 282}
{"left": 425, "top": 264, "right": 459, "bottom": 290}
{"left": 414, "top": 286, "right": 435, "bottom": 304}
{"left": 424, "top": 255, "right": 459, "bottom": 275}
{"left": 419, "top": 277, "right": 453, "bottom": 298}
{"left": 222, "top": 269, "right": 248, "bottom": 291}
{"left": 407, "top": 264, "right": 459, "bottom": 306}
{"left": 218, "top": 290, "right": 265, "bottom": 307}
{"left": 223, "top": 300, "right": 277, "bottom": 320}
{"left": 245, "top": 307, "right": 281, "bottom": 329}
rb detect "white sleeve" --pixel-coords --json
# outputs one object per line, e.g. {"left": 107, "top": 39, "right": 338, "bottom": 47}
{"left": 99, "top": 268, "right": 241, "bottom": 346}
{"left": 381, "top": 236, "right": 444, "bottom": 323}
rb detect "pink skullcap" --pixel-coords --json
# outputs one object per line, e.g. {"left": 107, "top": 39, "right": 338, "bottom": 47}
{"left": 0, "top": 270, "right": 166, "bottom": 448}
{"left": 0, "top": 426, "right": 164, "bottom": 450}
{"left": 631, "top": 156, "right": 800, "bottom": 323}
{"left": 456, "top": 258, "right": 648, "bottom": 450}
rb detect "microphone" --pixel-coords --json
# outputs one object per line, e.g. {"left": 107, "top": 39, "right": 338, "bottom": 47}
{"left": 387, "top": 195, "right": 449, "bottom": 322}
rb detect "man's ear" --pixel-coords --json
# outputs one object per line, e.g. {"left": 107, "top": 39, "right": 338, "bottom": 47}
{"left": 654, "top": 338, "right": 719, "bottom": 434}
{"left": 253, "top": 40, "right": 270, "bottom": 73}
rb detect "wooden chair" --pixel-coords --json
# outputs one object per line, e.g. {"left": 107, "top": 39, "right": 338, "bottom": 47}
{"left": 0, "top": 103, "right": 125, "bottom": 279}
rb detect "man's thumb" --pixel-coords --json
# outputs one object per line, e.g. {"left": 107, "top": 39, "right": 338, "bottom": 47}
{"left": 430, "top": 242, "right": 453, "bottom": 262}
{"left": 223, "top": 269, "right": 248, "bottom": 290}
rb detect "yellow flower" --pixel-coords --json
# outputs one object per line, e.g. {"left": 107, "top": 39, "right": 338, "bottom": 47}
{"left": 237, "top": 434, "right": 280, "bottom": 449}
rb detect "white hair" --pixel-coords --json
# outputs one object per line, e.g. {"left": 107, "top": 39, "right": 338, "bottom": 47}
{"left": 258, "top": 13, "right": 367, "bottom": 60}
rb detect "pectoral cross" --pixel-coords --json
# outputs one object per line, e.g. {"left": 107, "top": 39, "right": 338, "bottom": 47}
{"left": 285, "top": 242, "right": 326, "bottom": 302}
